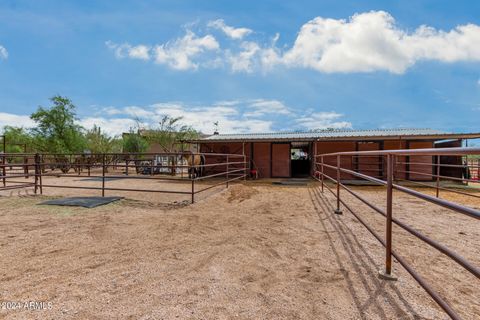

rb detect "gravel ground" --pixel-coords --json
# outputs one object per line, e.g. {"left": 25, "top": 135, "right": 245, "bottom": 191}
{"left": 0, "top": 181, "right": 478, "bottom": 319}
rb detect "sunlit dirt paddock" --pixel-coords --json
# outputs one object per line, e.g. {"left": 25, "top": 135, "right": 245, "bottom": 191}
{"left": 0, "top": 179, "right": 479, "bottom": 319}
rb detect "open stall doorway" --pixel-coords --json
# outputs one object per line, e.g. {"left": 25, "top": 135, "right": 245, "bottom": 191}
{"left": 291, "top": 142, "right": 311, "bottom": 177}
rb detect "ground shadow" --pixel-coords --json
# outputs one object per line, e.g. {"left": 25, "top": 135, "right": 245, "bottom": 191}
{"left": 308, "top": 186, "right": 422, "bottom": 319}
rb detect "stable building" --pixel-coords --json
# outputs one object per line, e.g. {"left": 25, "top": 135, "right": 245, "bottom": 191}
{"left": 194, "top": 128, "right": 480, "bottom": 180}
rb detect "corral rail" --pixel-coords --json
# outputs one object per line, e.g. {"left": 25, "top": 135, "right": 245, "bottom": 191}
{"left": 0, "top": 152, "right": 248, "bottom": 203}
{"left": 313, "top": 147, "right": 480, "bottom": 320}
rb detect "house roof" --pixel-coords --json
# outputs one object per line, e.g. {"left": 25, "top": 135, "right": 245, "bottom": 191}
{"left": 192, "top": 128, "right": 480, "bottom": 143}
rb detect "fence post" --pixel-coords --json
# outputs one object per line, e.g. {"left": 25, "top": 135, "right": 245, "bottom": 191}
{"left": 39, "top": 155, "right": 43, "bottom": 194}
{"left": 380, "top": 154, "right": 397, "bottom": 280}
{"left": 436, "top": 155, "right": 440, "bottom": 198}
{"left": 244, "top": 154, "right": 247, "bottom": 181}
{"left": 24, "top": 155, "right": 29, "bottom": 179}
{"left": 226, "top": 155, "right": 229, "bottom": 188}
{"left": 334, "top": 155, "right": 342, "bottom": 215}
{"left": 191, "top": 154, "right": 195, "bottom": 204}
{"left": 1, "top": 152, "right": 5, "bottom": 187}
{"left": 321, "top": 155, "right": 324, "bottom": 193}
{"left": 34, "top": 153, "right": 40, "bottom": 194}
{"left": 102, "top": 153, "right": 106, "bottom": 197}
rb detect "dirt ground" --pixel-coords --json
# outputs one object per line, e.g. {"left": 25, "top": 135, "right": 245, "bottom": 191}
{"left": 0, "top": 180, "right": 479, "bottom": 319}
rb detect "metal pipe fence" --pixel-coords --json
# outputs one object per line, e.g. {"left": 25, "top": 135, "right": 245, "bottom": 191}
{"left": 313, "top": 147, "right": 480, "bottom": 320}
{"left": 0, "top": 152, "right": 248, "bottom": 204}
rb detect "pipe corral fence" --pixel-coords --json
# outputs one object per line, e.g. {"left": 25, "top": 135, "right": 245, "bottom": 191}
{"left": 313, "top": 147, "right": 480, "bottom": 320}
{"left": 0, "top": 152, "right": 248, "bottom": 203}
{"left": 1, "top": 147, "right": 479, "bottom": 318}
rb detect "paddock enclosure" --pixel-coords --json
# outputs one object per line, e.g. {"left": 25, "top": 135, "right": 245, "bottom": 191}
{"left": 0, "top": 152, "right": 247, "bottom": 204}
{"left": 1, "top": 138, "right": 480, "bottom": 319}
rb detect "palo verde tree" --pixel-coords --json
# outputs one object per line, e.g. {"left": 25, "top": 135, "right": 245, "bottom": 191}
{"left": 85, "top": 125, "right": 122, "bottom": 154}
{"left": 145, "top": 115, "right": 199, "bottom": 152}
{"left": 30, "top": 95, "right": 86, "bottom": 154}
{"left": 122, "top": 126, "right": 149, "bottom": 154}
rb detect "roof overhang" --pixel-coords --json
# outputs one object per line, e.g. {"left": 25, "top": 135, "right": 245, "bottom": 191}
{"left": 189, "top": 133, "right": 480, "bottom": 144}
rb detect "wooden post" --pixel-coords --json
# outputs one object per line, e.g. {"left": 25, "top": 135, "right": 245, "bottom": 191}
{"left": 334, "top": 155, "right": 342, "bottom": 214}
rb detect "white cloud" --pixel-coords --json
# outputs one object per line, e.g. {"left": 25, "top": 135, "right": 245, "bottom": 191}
{"left": 0, "top": 45, "right": 8, "bottom": 60}
{"left": 282, "top": 11, "right": 480, "bottom": 73}
{"left": 0, "top": 112, "right": 34, "bottom": 130}
{"left": 1, "top": 100, "right": 352, "bottom": 136}
{"left": 295, "top": 112, "right": 352, "bottom": 130}
{"left": 105, "top": 41, "right": 150, "bottom": 60}
{"left": 208, "top": 19, "right": 252, "bottom": 40}
{"left": 153, "top": 31, "right": 219, "bottom": 70}
{"left": 227, "top": 41, "right": 261, "bottom": 72}
{"left": 477, "top": 78, "right": 480, "bottom": 86}
{"left": 108, "top": 12, "right": 480, "bottom": 74}
{"left": 79, "top": 117, "right": 138, "bottom": 137}
{"left": 149, "top": 103, "right": 272, "bottom": 133}
{"left": 244, "top": 99, "right": 291, "bottom": 117}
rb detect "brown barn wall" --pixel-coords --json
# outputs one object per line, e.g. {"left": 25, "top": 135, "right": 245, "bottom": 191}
{"left": 357, "top": 142, "right": 382, "bottom": 179}
{"left": 253, "top": 143, "right": 271, "bottom": 178}
{"left": 199, "top": 142, "right": 249, "bottom": 176}
{"left": 384, "top": 140, "right": 407, "bottom": 180}
{"left": 272, "top": 143, "right": 291, "bottom": 177}
{"left": 408, "top": 141, "right": 434, "bottom": 181}
{"left": 315, "top": 141, "right": 356, "bottom": 179}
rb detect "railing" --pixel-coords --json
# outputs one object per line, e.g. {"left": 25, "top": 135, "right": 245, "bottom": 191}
{"left": 0, "top": 152, "right": 248, "bottom": 204}
{"left": 313, "top": 147, "right": 480, "bottom": 320}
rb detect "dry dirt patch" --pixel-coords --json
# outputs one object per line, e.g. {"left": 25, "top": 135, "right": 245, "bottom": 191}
{"left": 0, "top": 183, "right": 478, "bottom": 319}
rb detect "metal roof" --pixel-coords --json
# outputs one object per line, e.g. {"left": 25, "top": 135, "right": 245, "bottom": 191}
{"left": 196, "top": 128, "right": 480, "bottom": 142}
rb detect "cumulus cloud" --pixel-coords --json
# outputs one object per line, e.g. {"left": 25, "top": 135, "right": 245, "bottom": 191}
{"left": 0, "top": 45, "right": 8, "bottom": 60}
{"left": 103, "top": 100, "right": 350, "bottom": 133}
{"left": 208, "top": 19, "right": 253, "bottom": 39}
{"left": 1, "top": 100, "right": 351, "bottom": 135}
{"left": 105, "top": 41, "right": 150, "bottom": 60}
{"left": 227, "top": 41, "right": 261, "bottom": 72}
{"left": 78, "top": 117, "right": 138, "bottom": 137}
{"left": 108, "top": 12, "right": 480, "bottom": 74}
{"left": 282, "top": 11, "right": 480, "bottom": 73}
{"left": 244, "top": 99, "right": 291, "bottom": 117}
{"left": 295, "top": 112, "right": 352, "bottom": 130}
{"left": 0, "top": 112, "right": 34, "bottom": 130}
{"left": 153, "top": 30, "right": 219, "bottom": 70}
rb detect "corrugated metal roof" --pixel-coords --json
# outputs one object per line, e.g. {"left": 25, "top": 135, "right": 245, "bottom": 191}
{"left": 199, "top": 128, "right": 480, "bottom": 142}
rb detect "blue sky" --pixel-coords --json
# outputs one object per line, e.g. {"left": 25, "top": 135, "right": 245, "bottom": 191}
{"left": 0, "top": 0, "right": 479, "bottom": 136}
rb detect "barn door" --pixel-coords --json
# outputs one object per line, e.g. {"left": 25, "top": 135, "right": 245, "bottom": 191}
{"left": 272, "top": 143, "right": 291, "bottom": 178}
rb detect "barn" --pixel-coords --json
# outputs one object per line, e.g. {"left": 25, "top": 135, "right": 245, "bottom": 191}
{"left": 194, "top": 128, "right": 480, "bottom": 180}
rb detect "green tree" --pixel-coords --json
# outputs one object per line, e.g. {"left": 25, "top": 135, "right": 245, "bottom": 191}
{"left": 122, "top": 129, "right": 149, "bottom": 153}
{"left": 1, "top": 126, "right": 33, "bottom": 153}
{"left": 30, "top": 95, "right": 86, "bottom": 153}
{"left": 85, "top": 125, "right": 122, "bottom": 154}
{"left": 145, "top": 115, "right": 199, "bottom": 152}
